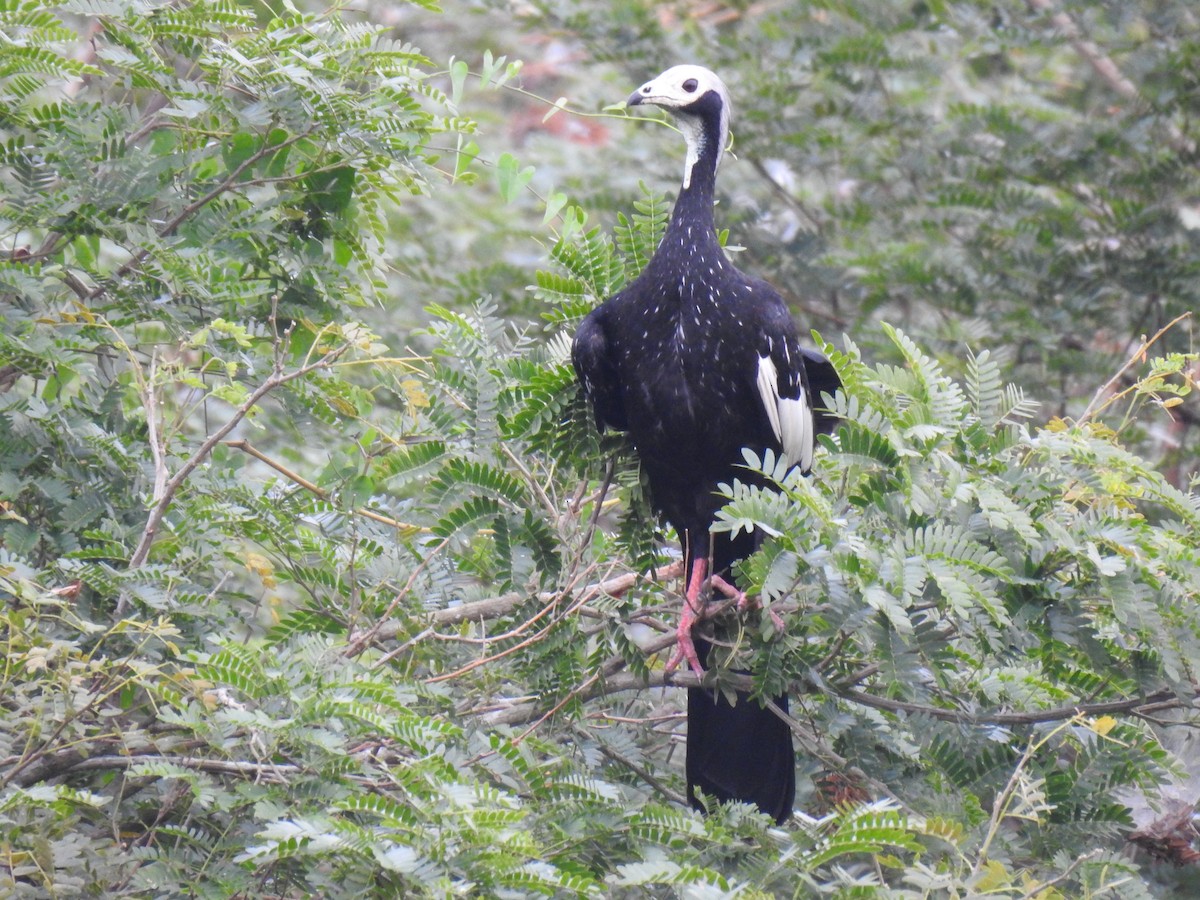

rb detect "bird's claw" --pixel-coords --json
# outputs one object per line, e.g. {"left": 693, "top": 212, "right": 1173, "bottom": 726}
{"left": 665, "top": 565, "right": 788, "bottom": 676}
{"left": 715, "top": 575, "right": 786, "bottom": 633}
{"left": 665, "top": 558, "right": 711, "bottom": 677}
{"left": 664, "top": 623, "right": 705, "bottom": 677}
{"left": 741, "top": 594, "right": 786, "bottom": 633}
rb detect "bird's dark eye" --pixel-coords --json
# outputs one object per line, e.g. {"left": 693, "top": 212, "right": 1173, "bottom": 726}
{"left": 682, "top": 78, "right": 698, "bottom": 93}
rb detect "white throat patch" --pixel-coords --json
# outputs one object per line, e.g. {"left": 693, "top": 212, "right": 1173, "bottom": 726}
{"left": 679, "top": 116, "right": 706, "bottom": 189}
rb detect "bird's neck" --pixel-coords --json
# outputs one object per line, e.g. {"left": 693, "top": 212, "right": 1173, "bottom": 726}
{"left": 663, "top": 111, "right": 724, "bottom": 254}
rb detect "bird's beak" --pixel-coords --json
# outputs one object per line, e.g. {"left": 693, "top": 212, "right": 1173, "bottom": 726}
{"left": 626, "top": 88, "right": 646, "bottom": 108}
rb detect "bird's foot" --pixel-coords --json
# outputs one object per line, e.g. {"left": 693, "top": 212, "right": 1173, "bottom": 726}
{"left": 708, "top": 573, "right": 745, "bottom": 606}
{"left": 663, "top": 563, "right": 785, "bottom": 675}
{"left": 664, "top": 601, "right": 705, "bottom": 677}
{"left": 725, "top": 579, "right": 786, "bottom": 633}
{"left": 664, "top": 559, "right": 709, "bottom": 677}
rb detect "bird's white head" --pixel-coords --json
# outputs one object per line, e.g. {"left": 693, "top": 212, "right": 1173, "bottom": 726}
{"left": 627, "top": 65, "right": 731, "bottom": 190}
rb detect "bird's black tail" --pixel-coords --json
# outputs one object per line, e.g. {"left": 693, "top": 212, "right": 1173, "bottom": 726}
{"left": 683, "top": 535, "right": 795, "bottom": 824}
{"left": 686, "top": 640, "right": 795, "bottom": 824}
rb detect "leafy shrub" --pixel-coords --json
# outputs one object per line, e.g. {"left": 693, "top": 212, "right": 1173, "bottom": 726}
{"left": 1, "top": 1, "right": 1198, "bottom": 897}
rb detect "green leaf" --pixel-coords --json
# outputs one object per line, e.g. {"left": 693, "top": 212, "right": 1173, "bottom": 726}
{"left": 449, "top": 57, "right": 469, "bottom": 106}
{"left": 495, "top": 152, "right": 534, "bottom": 204}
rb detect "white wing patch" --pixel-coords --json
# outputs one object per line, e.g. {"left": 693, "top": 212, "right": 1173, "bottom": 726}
{"left": 756, "top": 354, "right": 813, "bottom": 472}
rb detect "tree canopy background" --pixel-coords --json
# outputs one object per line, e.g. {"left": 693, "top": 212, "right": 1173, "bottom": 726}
{"left": 0, "top": 0, "right": 1198, "bottom": 896}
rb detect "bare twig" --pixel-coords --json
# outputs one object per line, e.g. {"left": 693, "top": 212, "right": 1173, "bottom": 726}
{"left": 1027, "top": 0, "right": 1193, "bottom": 154}
{"left": 1079, "top": 312, "right": 1192, "bottom": 422}
{"left": 345, "top": 536, "right": 451, "bottom": 657}
{"left": 837, "top": 685, "right": 1180, "bottom": 726}
{"left": 426, "top": 584, "right": 596, "bottom": 685}
{"left": 972, "top": 719, "right": 1076, "bottom": 878}
{"left": 1018, "top": 849, "right": 1110, "bottom": 899}
{"left": 126, "top": 344, "right": 350, "bottom": 573}
{"left": 350, "top": 565, "right": 683, "bottom": 645}
{"left": 6, "top": 753, "right": 304, "bottom": 789}
{"left": 500, "top": 443, "right": 559, "bottom": 522}
{"left": 476, "top": 647, "right": 1184, "bottom": 731}
{"left": 588, "top": 732, "right": 688, "bottom": 807}
{"left": 144, "top": 351, "right": 168, "bottom": 504}
{"left": 223, "top": 439, "right": 422, "bottom": 534}
{"left": 747, "top": 156, "right": 824, "bottom": 231}
{"left": 480, "top": 671, "right": 704, "bottom": 726}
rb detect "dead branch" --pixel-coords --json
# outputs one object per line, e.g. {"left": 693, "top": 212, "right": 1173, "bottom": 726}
{"left": 1028, "top": 0, "right": 1193, "bottom": 154}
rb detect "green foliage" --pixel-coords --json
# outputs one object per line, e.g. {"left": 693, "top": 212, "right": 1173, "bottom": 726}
{"left": 513, "top": 0, "right": 1200, "bottom": 469}
{"left": 3, "top": 0, "right": 1200, "bottom": 897}
{"left": 708, "top": 326, "right": 1195, "bottom": 889}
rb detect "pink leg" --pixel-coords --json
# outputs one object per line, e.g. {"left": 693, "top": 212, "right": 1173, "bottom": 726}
{"left": 665, "top": 559, "right": 708, "bottom": 676}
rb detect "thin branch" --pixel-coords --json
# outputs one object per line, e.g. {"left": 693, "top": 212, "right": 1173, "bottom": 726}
{"left": 1018, "top": 849, "right": 1105, "bottom": 900}
{"left": 499, "top": 443, "right": 559, "bottom": 523}
{"left": 84, "top": 130, "right": 313, "bottom": 306}
{"left": 126, "top": 344, "right": 350, "bottom": 572}
{"left": 480, "top": 671, "right": 705, "bottom": 726}
{"left": 835, "top": 662, "right": 916, "bottom": 692}
{"left": 972, "top": 732, "right": 1042, "bottom": 879}
{"left": 345, "top": 536, "right": 451, "bottom": 657}
{"left": 2, "top": 645, "right": 169, "bottom": 789}
{"left": 351, "top": 565, "right": 683, "bottom": 645}
{"left": 837, "top": 685, "right": 1180, "bottom": 726}
{"left": 356, "top": 562, "right": 1190, "bottom": 732}
{"left": 513, "top": 668, "right": 605, "bottom": 743}
{"left": 579, "top": 457, "right": 616, "bottom": 555}
{"left": 763, "top": 697, "right": 908, "bottom": 812}
{"left": 747, "top": 156, "right": 824, "bottom": 231}
{"left": 587, "top": 732, "right": 688, "bottom": 808}
{"left": 972, "top": 719, "right": 1080, "bottom": 879}
{"left": 424, "top": 562, "right": 685, "bottom": 689}
{"left": 426, "top": 584, "right": 595, "bottom": 685}
{"left": 474, "top": 646, "right": 1185, "bottom": 731}
{"left": 8, "top": 753, "right": 304, "bottom": 789}
{"left": 1027, "top": 0, "right": 1193, "bottom": 154}
{"left": 222, "top": 439, "right": 422, "bottom": 534}
{"left": 144, "top": 351, "right": 168, "bottom": 504}
{"left": 1078, "top": 312, "right": 1192, "bottom": 421}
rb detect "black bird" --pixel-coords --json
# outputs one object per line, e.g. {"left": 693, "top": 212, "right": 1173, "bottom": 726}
{"left": 571, "top": 65, "right": 840, "bottom": 824}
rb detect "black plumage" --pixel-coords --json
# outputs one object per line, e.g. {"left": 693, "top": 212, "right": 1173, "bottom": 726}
{"left": 571, "top": 65, "right": 840, "bottom": 824}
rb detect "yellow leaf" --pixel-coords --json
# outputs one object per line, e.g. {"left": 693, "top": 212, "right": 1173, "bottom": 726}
{"left": 1020, "top": 873, "right": 1066, "bottom": 900}
{"left": 70, "top": 302, "right": 96, "bottom": 324}
{"left": 1045, "top": 416, "right": 1069, "bottom": 433}
{"left": 244, "top": 551, "right": 274, "bottom": 579}
{"left": 329, "top": 395, "right": 357, "bottom": 415}
{"left": 22, "top": 647, "right": 50, "bottom": 673}
{"left": 1091, "top": 715, "right": 1117, "bottom": 736}
{"left": 975, "top": 859, "right": 1012, "bottom": 892}
{"left": 400, "top": 378, "right": 429, "bottom": 409}
{"left": 921, "top": 815, "right": 965, "bottom": 844}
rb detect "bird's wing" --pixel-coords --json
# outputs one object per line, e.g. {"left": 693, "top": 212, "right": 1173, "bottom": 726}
{"left": 571, "top": 309, "right": 627, "bottom": 431}
{"left": 752, "top": 302, "right": 814, "bottom": 472}
{"left": 800, "top": 347, "right": 842, "bottom": 436}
